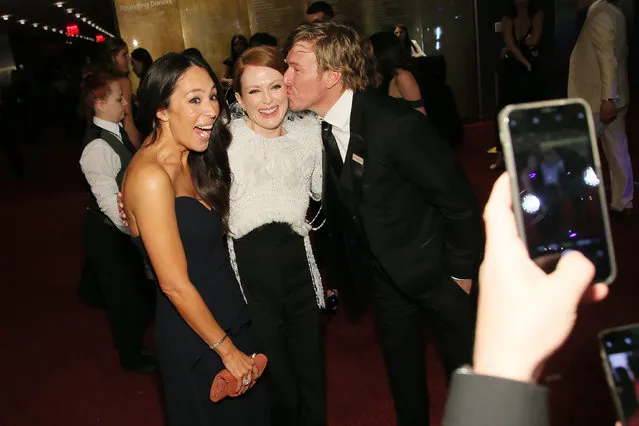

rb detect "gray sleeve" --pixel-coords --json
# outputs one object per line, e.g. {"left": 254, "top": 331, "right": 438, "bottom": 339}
{"left": 443, "top": 372, "right": 549, "bottom": 426}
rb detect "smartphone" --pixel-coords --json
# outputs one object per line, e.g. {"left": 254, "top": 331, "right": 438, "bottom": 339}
{"left": 599, "top": 324, "right": 639, "bottom": 426}
{"left": 498, "top": 98, "right": 616, "bottom": 284}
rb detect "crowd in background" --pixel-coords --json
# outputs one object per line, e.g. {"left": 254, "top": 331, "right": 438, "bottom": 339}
{"left": 0, "top": 1, "right": 633, "bottom": 426}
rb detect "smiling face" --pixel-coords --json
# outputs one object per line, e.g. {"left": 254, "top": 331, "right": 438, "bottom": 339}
{"left": 96, "top": 81, "right": 127, "bottom": 123}
{"left": 158, "top": 65, "right": 219, "bottom": 152}
{"left": 284, "top": 41, "right": 328, "bottom": 113}
{"left": 235, "top": 65, "right": 288, "bottom": 137}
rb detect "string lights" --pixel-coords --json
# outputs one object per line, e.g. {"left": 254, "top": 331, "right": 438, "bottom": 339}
{"left": 0, "top": 1, "right": 115, "bottom": 43}
{"left": 62, "top": 3, "right": 115, "bottom": 38}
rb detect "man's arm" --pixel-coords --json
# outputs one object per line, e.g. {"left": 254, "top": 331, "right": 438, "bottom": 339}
{"left": 591, "top": 10, "right": 618, "bottom": 102}
{"left": 390, "top": 112, "right": 482, "bottom": 279}
{"left": 79, "top": 140, "right": 129, "bottom": 234}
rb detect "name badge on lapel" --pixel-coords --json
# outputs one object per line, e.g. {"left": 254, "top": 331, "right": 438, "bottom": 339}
{"left": 352, "top": 153, "right": 364, "bottom": 166}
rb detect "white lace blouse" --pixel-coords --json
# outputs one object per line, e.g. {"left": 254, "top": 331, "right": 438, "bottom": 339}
{"left": 226, "top": 114, "right": 326, "bottom": 308}
{"left": 227, "top": 115, "right": 323, "bottom": 238}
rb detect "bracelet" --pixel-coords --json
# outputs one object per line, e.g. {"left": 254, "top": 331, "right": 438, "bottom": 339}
{"left": 209, "top": 333, "right": 228, "bottom": 351}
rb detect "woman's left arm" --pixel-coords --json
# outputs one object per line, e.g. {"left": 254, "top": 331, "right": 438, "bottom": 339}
{"left": 526, "top": 11, "right": 544, "bottom": 46}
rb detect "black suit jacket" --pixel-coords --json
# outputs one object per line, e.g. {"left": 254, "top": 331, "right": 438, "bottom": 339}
{"left": 443, "top": 373, "right": 548, "bottom": 426}
{"left": 323, "top": 90, "right": 482, "bottom": 297}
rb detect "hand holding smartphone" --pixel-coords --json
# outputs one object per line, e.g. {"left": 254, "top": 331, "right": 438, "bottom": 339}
{"left": 498, "top": 98, "right": 616, "bottom": 284}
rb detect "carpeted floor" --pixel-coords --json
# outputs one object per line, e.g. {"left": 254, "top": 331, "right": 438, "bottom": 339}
{"left": 0, "top": 112, "right": 637, "bottom": 425}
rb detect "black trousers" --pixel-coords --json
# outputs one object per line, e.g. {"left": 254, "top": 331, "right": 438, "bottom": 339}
{"left": 233, "top": 223, "right": 326, "bottom": 426}
{"left": 372, "top": 272, "right": 475, "bottom": 426}
{"left": 82, "top": 213, "right": 154, "bottom": 357}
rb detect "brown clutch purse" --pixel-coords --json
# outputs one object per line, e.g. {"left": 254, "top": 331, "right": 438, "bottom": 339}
{"left": 210, "top": 353, "right": 268, "bottom": 403}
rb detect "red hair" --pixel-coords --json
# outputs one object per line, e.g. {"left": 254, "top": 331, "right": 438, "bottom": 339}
{"left": 233, "top": 46, "right": 288, "bottom": 94}
{"left": 82, "top": 72, "right": 119, "bottom": 116}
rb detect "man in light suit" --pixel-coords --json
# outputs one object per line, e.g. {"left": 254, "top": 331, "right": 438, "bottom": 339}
{"left": 568, "top": 0, "right": 633, "bottom": 215}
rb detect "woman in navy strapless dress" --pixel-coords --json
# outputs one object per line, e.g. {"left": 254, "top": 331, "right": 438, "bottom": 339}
{"left": 121, "top": 52, "right": 269, "bottom": 426}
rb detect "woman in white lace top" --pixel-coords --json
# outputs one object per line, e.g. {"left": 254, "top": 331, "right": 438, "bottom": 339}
{"left": 226, "top": 46, "right": 326, "bottom": 426}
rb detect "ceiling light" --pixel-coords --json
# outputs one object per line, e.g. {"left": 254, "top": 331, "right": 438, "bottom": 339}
{"left": 1, "top": 15, "right": 10, "bottom": 21}
{"left": 32, "top": 23, "right": 38, "bottom": 27}
{"left": 66, "top": 8, "right": 73, "bottom": 13}
{"left": 43, "top": 25, "right": 48, "bottom": 30}
{"left": 75, "top": 13, "right": 81, "bottom": 18}
{"left": 18, "top": 19, "right": 26, "bottom": 25}
{"left": 55, "top": 2, "right": 64, "bottom": 7}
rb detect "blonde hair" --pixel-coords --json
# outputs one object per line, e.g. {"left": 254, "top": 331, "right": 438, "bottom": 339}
{"left": 287, "top": 22, "right": 369, "bottom": 91}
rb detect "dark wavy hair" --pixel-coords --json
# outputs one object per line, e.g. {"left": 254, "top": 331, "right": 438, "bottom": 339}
{"left": 98, "top": 37, "right": 129, "bottom": 77}
{"left": 230, "top": 34, "right": 249, "bottom": 60}
{"left": 137, "top": 52, "right": 232, "bottom": 231}
{"left": 131, "top": 47, "right": 153, "bottom": 80}
{"left": 369, "top": 31, "right": 408, "bottom": 84}
{"left": 394, "top": 24, "right": 413, "bottom": 57}
{"left": 505, "top": 0, "right": 540, "bottom": 18}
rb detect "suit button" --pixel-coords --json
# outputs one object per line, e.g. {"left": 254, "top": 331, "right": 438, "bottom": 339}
{"left": 352, "top": 216, "right": 358, "bottom": 222}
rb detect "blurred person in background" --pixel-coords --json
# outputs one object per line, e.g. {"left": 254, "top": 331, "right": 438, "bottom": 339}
{"left": 369, "top": 31, "right": 426, "bottom": 115}
{"left": 98, "top": 37, "right": 142, "bottom": 149}
{"left": 394, "top": 24, "right": 426, "bottom": 58}
{"left": 305, "top": 1, "right": 334, "bottom": 23}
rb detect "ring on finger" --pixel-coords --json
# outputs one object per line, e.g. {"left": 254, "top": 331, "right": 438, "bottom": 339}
{"left": 242, "top": 377, "right": 250, "bottom": 386}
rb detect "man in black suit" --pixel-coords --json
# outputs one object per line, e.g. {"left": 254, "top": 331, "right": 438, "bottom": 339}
{"left": 284, "top": 23, "right": 483, "bottom": 425}
{"left": 443, "top": 173, "right": 609, "bottom": 426}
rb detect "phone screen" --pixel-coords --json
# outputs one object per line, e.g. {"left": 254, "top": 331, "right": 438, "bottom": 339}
{"left": 601, "top": 326, "right": 639, "bottom": 425}
{"left": 506, "top": 102, "right": 612, "bottom": 282}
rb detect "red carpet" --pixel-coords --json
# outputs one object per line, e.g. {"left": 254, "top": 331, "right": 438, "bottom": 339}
{"left": 0, "top": 113, "right": 637, "bottom": 425}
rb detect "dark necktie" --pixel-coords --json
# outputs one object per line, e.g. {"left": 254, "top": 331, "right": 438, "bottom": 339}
{"left": 119, "top": 126, "right": 137, "bottom": 153}
{"left": 321, "top": 120, "right": 343, "bottom": 176}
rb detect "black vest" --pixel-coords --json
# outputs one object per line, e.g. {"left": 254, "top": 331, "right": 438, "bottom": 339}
{"left": 82, "top": 123, "right": 134, "bottom": 216}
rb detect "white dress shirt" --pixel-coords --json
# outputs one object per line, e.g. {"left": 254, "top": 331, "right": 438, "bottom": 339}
{"left": 79, "top": 116, "right": 130, "bottom": 234}
{"left": 322, "top": 89, "right": 354, "bottom": 162}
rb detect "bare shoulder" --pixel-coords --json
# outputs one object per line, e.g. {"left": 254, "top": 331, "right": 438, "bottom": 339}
{"left": 395, "top": 68, "right": 414, "bottom": 82}
{"left": 123, "top": 156, "right": 173, "bottom": 202}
